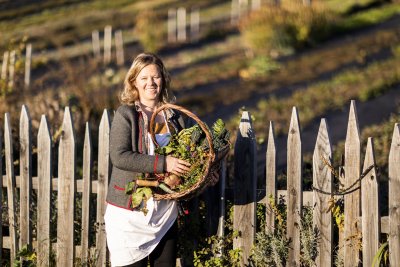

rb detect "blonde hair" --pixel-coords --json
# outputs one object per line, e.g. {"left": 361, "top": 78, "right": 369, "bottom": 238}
{"left": 120, "top": 53, "right": 175, "bottom": 105}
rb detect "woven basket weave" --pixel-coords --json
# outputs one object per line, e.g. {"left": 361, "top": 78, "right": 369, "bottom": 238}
{"left": 149, "top": 104, "right": 218, "bottom": 200}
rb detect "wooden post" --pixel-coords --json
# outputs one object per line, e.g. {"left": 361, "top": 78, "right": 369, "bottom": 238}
{"left": 1, "top": 51, "right": 9, "bottom": 81}
{"left": 177, "top": 7, "right": 187, "bottom": 42}
{"left": 115, "top": 30, "right": 124, "bottom": 66}
{"left": 190, "top": 8, "right": 200, "bottom": 43}
{"left": 103, "top": 25, "right": 112, "bottom": 65}
{"left": 92, "top": 30, "right": 101, "bottom": 60}
{"left": 233, "top": 111, "right": 257, "bottom": 266}
{"left": 24, "top": 44, "right": 32, "bottom": 89}
{"left": 231, "top": 0, "right": 239, "bottom": 25}
{"left": 238, "top": 0, "right": 249, "bottom": 18}
{"left": 8, "top": 50, "right": 15, "bottom": 89}
{"left": 168, "top": 9, "right": 177, "bottom": 43}
{"left": 57, "top": 107, "right": 76, "bottom": 267}
{"left": 251, "top": 0, "right": 261, "bottom": 10}
{"left": 19, "top": 106, "right": 32, "bottom": 250}
{"left": 344, "top": 100, "right": 361, "bottom": 267}
{"left": 389, "top": 124, "right": 400, "bottom": 266}
{"left": 286, "top": 107, "right": 302, "bottom": 267}
{"left": 96, "top": 109, "right": 111, "bottom": 267}
{"left": 313, "top": 119, "right": 333, "bottom": 266}
{"left": 217, "top": 159, "right": 227, "bottom": 240}
{"left": 80, "top": 123, "right": 92, "bottom": 261}
{"left": 37, "top": 115, "right": 52, "bottom": 267}
{"left": 265, "top": 121, "right": 277, "bottom": 233}
{"left": 361, "top": 138, "right": 380, "bottom": 267}
{"left": 4, "top": 113, "right": 18, "bottom": 264}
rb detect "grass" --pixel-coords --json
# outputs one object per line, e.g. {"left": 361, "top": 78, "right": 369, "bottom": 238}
{"left": 227, "top": 52, "right": 400, "bottom": 141}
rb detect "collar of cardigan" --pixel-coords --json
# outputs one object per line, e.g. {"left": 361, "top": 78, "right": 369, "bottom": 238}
{"left": 134, "top": 101, "right": 176, "bottom": 120}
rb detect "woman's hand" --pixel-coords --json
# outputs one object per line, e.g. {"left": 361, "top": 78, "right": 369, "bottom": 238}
{"left": 165, "top": 156, "right": 191, "bottom": 176}
{"left": 207, "top": 171, "right": 220, "bottom": 186}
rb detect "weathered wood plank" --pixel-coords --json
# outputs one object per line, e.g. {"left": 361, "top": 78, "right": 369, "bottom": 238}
{"left": 4, "top": 113, "right": 18, "bottom": 263}
{"left": 96, "top": 109, "right": 111, "bottom": 267}
{"left": 37, "top": 115, "right": 52, "bottom": 267}
{"left": 344, "top": 100, "right": 361, "bottom": 267}
{"left": 266, "top": 121, "right": 277, "bottom": 233}
{"left": 57, "top": 107, "right": 76, "bottom": 266}
{"left": 389, "top": 123, "right": 400, "bottom": 266}
{"left": 361, "top": 138, "right": 380, "bottom": 267}
{"left": 81, "top": 123, "right": 92, "bottom": 261}
{"left": 19, "top": 105, "right": 32, "bottom": 249}
{"left": 217, "top": 159, "right": 227, "bottom": 239}
{"left": 2, "top": 175, "right": 101, "bottom": 193}
{"left": 287, "top": 107, "right": 302, "bottom": 267}
{"left": 313, "top": 119, "right": 333, "bottom": 267}
{"left": 233, "top": 111, "right": 257, "bottom": 266}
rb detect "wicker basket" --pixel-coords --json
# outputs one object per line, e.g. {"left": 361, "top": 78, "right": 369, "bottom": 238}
{"left": 149, "top": 103, "right": 227, "bottom": 200}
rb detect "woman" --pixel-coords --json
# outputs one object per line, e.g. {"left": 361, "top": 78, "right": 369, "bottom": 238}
{"left": 105, "top": 53, "right": 212, "bottom": 267}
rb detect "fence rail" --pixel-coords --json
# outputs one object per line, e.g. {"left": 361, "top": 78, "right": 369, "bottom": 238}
{"left": 1, "top": 100, "right": 400, "bottom": 266}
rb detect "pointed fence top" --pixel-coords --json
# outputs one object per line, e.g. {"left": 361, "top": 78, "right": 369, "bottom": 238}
{"left": 20, "top": 105, "right": 31, "bottom": 121}
{"left": 346, "top": 100, "right": 360, "bottom": 140}
{"left": 60, "top": 107, "right": 75, "bottom": 142}
{"left": 38, "top": 115, "right": 51, "bottom": 138}
{"left": 99, "top": 109, "right": 111, "bottom": 127}
{"left": 314, "top": 118, "right": 331, "bottom": 155}
{"left": 288, "top": 106, "right": 301, "bottom": 139}
{"left": 238, "top": 111, "right": 254, "bottom": 139}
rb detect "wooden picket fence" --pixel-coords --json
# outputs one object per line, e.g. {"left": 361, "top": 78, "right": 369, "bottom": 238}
{"left": 1, "top": 100, "right": 400, "bottom": 266}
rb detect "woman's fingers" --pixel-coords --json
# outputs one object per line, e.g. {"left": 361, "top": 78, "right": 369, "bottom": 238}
{"left": 165, "top": 156, "right": 191, "bottom": 175}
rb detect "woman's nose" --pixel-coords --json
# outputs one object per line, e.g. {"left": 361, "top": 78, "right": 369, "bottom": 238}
{"left": 147, "top": 77, "right": 155, "bottom": 86}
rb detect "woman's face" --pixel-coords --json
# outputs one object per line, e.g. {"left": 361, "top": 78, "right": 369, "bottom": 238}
{"left": 134, "top": 64, "right": 163, "bottom": 104}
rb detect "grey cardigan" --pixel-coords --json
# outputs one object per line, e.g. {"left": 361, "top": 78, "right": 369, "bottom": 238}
{"left": 106, "top": 104, "right": 190, "bottom": 209}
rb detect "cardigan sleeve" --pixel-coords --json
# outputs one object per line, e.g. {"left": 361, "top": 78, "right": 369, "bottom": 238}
{"left": 109, "top": 106, "right": 165, "bottom": 174}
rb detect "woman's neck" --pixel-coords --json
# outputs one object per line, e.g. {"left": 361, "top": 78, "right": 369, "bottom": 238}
{"left": 140, "top": 102, "right": 157, "bottom": 112}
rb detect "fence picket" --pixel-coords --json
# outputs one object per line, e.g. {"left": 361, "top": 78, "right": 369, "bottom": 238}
{"left": 19, "top": 105, "right": 32, "bottom": 249}
{"left": 265, "top": 121, "right": 277, "bottom": 233}
{"left": 361, "top": 138, "right": 380, "bottom": 266}
{"left": 37, "top": 115, "right": 52, "bottom": 267}
{"left": 287, "top": 107, "right": 302, "bottom": 266}
{"left": 57, "top": 107, "right": 76, "bottom": 266}
{"left": 81, "top": 123, "right": 92, "bottom": 261}
{"left": 233, "top": 111, "right": 257, "bottom": 266}
{"left": 313, "top": 119, "right": 333, "bottom": 266}
{"left": 96, "top": 109, "right": 111, "bottom": 266}
{"left": 344, "top": 100, "right": 361, "bottom": 267}
{"left": 4, "top": 113, "right": 18, "bottom": 264}
{"left": 389, "top": 123, "right": 400, "bottom": 266}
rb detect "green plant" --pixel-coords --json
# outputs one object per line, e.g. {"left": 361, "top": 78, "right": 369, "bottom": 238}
{"left": 192, "top": 203, "right": 242, "bottom": 267}
{"left": 300, "top": 207, "right": 319, "bottom": 266}
{"left": 249, "top": 196, "right": 289, "bottom": 267}
{"left": 372, "top": 241, "right": 389, "bottom": 267}
{"left": 135, "top": 9, "right": 165, "bottom": 53}
{"left": 239, "top": 3, "right": 334, "bottom": 57}
{"left": 14, "top": 245, "right": 36, "bottom": 267}
{"left": 239, "top": 56, "right": 281, "bottom": 80}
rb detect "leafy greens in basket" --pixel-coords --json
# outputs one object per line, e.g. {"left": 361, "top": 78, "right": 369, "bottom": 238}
{"left": 125, "top": 119, "right": 230, "bottom": 213}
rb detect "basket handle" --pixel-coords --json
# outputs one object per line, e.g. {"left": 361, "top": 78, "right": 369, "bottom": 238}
{"left": 149, "top": 103, "right": 215, "bottom": 158}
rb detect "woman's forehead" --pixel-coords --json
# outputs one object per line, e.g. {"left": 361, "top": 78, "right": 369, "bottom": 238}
{"left": 138, "top": 64, "right": 161, "bottom": 75}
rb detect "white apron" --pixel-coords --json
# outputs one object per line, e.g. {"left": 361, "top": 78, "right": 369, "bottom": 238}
{"left": 105, "top": 125, "right": 177, "bottom": 266}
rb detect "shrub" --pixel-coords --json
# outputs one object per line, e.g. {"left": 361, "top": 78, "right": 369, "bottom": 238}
{"left": 239, "top": 3, "right": 335, "bottom": 57}
{"left": 135, "top": 9, "right": 165, "bottom": 53}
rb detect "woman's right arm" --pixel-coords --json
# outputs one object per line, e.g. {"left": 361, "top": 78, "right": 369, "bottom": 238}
{"left": 110, "top": 107, "right": 166, "bottom": 174}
